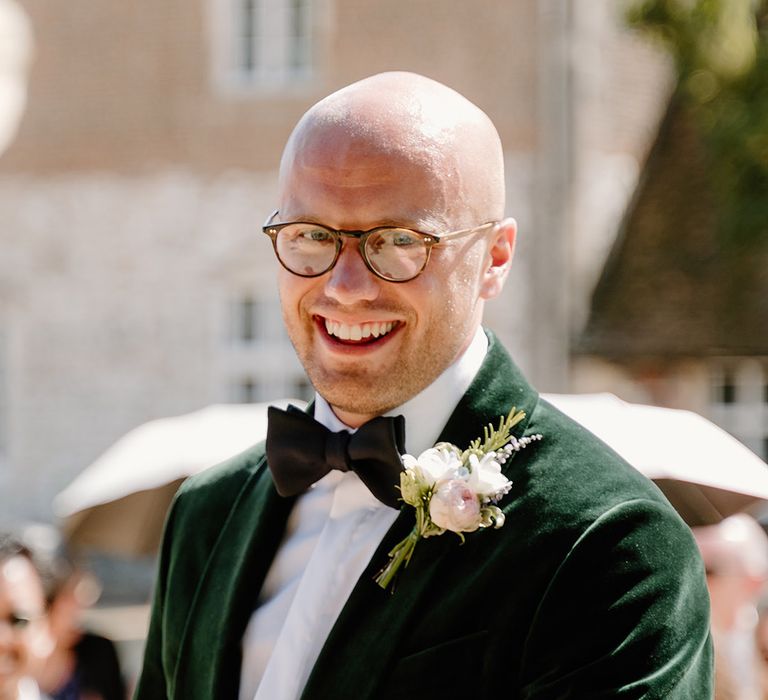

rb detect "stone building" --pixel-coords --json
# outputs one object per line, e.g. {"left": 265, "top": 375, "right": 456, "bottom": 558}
{"left": 0, "top": 0, "right": 671, "bottom": 521}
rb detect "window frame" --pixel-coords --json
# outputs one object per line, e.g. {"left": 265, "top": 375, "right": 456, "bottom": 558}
{"left": 209, "top": 0, "right": 316, "bottom": 95}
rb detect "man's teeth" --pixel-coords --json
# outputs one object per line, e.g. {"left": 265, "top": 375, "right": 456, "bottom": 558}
{"left": 324, "top": 319, "right": 396, "bottom": 341}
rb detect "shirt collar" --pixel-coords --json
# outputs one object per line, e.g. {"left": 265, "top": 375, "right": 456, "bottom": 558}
{"left": 16, "top": 677, "right": 43, "bottom": 700}
{"left": 313, "top": 326, "right": 487, "bottom": 456}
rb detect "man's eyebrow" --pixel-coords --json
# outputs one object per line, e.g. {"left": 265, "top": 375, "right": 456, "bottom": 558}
{"left": 280, "top": 216, "right": 447, "bottom": 232}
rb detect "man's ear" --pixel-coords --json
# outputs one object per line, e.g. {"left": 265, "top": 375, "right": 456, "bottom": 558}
{"left": 480, "top": 217, "right": 516, "bottom": 300}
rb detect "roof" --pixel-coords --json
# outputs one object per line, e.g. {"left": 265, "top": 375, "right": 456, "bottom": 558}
{"left": 578, "top": 95, "right": 768, "bottom": 359}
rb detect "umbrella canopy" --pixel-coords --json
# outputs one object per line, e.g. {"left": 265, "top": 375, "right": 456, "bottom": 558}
{"left": 55, "top": 401, "right": 304, "bottom": 556}
{"left": 56, "top": 394, "right": 768, "bottom": 557}
{"left": 543, "top": 392, "right": 768, "bottom": 526}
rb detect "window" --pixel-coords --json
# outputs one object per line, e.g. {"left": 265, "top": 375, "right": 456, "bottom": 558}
{"left": 234, "top": 296, "right": 258, "bottom": 342}
{"left": 709, "top": 359, "right": 768, "bottom": 464}
{"left": 240, "top": 0, "right": 257, "bottom": 73}
{"left": 215, "top": 0, "right": 313, "bottom": 91}
{"left": 292, "top": 375, "right": 313, "bottom": 401}
{"left": 0, "top": 331, "right": 6, "bottom": 457}
{"left": 236, "top": 376, "right": 260, "bottom": 403}
{"left": 230, "top": 295, "right": 287, "bottom": 344}
{"left": 713, "top": 367, "right": 737, "bottom": 405}
{"left": 220, "top": 291, "right": 300, "bottom": 404}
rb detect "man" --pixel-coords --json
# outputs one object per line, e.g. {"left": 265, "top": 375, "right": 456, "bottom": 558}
{"left": 136, "top": 72, "right": 713, "bottom": 699}
{"left": 0, "top": 535, "right": 50, "bottom": 700}
{"left": 18, "top": 524, "right": 126, "bottom": 700}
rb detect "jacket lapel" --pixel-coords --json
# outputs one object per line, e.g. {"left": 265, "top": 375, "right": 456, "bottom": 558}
{"left": 301, "top": 331, "right": 539, "bottom": 699}
{"left": 173, "top": 456, "right": 297, "bottom": 699}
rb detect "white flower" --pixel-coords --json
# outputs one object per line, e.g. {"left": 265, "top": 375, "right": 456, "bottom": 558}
{"left": 465, "top": 452, "right": 512, "bottom": 498}
{"left": 402, "top": 446, "right": 463, "bottom": 486}
{"left": 429, "top": 479, "right": 482, "bottom": 532}
{"left": 376, "top": 408, "right": 540, "bottom": 591}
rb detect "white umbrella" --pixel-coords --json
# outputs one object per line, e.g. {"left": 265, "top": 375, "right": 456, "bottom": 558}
{"left": 57, "top": 394, "right": 766, "bottom": 557}
{"left": 543, "top": 392, "right": 768, "bottom": 526}
{"left": 55, "top": 400, "right": 305, "bottom": 556}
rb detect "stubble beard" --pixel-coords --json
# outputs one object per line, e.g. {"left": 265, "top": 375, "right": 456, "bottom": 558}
{"left": 302, "top": 351, "right": 440, "bottom": 417}
{"left": 288, "top": 316, "right": 474, "bottom": 419}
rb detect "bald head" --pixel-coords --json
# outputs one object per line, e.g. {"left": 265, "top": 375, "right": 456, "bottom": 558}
{"left": 272, "top": 73, "right": 517, "bottom": 424}
{"left": 279, "top": 72, "right": 505, "bottom": 228}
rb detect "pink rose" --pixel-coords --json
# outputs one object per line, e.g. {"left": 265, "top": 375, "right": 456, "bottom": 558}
{"left": 429, "top": 479, "right": 482, "bottom": 532}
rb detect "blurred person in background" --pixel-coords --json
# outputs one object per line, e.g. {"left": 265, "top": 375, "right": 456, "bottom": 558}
{"left": 694, "top": 514, "right": 768, "bottom": 700}
{"left": 755, "top": 600, "right": 768, "bottom": 700}
{"left": 0, "top": 0, "right": 31, "bottom": 154}
{"left": 19, "top": 525, "right": 125, "bottom": 700}
{"left": 0, "top": 534, "right": 50, "bottom": 700}
{"left": 0, "top": 6, "right": 36, "bottom": 697}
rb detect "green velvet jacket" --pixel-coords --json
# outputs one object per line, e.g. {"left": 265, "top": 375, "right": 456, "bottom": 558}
{"left": 135, "top": 332, "right": 713, "bottom": 699}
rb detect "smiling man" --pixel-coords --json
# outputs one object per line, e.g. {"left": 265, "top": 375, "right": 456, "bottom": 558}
{"left": 136, "top": 73, "right": 713, "bottom": 699}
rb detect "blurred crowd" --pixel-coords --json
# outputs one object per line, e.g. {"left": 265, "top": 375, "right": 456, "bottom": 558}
{"left": 694, "top": 514, "right": 768, "bottom": 700}
{"left": 0, "top": 524, "right": 126, "bottom": 700}
{"left": 5, "top": 513, "right": 768, "bottom": 699}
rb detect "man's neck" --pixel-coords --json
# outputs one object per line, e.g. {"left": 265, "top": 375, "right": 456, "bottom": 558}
{"left": 330, "top": 407, "right": 377, "bottom": 430}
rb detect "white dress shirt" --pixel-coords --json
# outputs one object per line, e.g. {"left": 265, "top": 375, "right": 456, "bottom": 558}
{"left": 239, "top": 328, "right": 488, "bottom": 700}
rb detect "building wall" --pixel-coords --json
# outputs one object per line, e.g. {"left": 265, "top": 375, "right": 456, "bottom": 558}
{"left": 0, "top": 171, "right": 290, "bottom": 517}
{"left": 0, "top": 0, "right": 540, "bottom": 175}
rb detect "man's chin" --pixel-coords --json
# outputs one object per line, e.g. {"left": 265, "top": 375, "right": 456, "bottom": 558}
{"left": 316, "top": 390, "right": 391, "bottom": 418}
{"left": 311, "top": 375, "right": 398, "bottom": 416}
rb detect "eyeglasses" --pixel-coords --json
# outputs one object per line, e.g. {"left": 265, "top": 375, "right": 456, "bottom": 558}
{"left": 262, "top": 210, "right": 498, "bottom": 283}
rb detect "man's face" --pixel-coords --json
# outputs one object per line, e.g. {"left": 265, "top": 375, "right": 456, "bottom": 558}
{"left": 0, "top": 556, "right": 47, "bottom": 699}
{"left": 277, "top": 135, "right": 495, "bottom": 425}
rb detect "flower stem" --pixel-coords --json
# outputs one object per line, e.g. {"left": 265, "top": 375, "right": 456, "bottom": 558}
{"left": 375, "top": 524, "right": 421, "bottom": 590}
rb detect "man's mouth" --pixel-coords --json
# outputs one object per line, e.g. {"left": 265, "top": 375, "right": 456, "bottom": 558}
{"left": 321, "top": 317, "right": 398, "bottom": 343}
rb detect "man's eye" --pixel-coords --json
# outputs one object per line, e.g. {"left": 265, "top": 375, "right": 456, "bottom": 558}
{"left": 303, "top": 229, "right": 334, "bottom": 242}
{"left": 391, "top": 232, "right": 419, "bottom": 246}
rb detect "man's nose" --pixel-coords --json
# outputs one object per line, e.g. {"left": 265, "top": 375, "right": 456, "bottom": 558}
{"left": 323, "top": 240, "right": 381, "bottom": 304}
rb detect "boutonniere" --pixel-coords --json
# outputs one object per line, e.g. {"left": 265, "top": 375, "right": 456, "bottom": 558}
{"left": 375, "top": 408, "right": 542, "bottom": 591}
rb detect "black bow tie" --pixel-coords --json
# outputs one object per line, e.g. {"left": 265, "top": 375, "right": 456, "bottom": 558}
{"left": 266, "top": 405, "right": 406, "bottom": 508}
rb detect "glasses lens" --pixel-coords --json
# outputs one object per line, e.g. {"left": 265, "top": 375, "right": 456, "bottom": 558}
{"left": 365, "top": 229, "right": 428, "bottom": 281}
{"left": 275, "top": 224, "right": 338, "bottom": 276}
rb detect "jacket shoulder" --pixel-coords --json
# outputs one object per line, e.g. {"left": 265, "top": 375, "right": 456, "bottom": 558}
{"left": 161, "top": 441, "right": 269, "bottom": 559}
{"left": 175, "top": 440, "right": 267, "bottom": 507}
{"left": 522, "top": 397, "right": 676, "bottom": 525}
